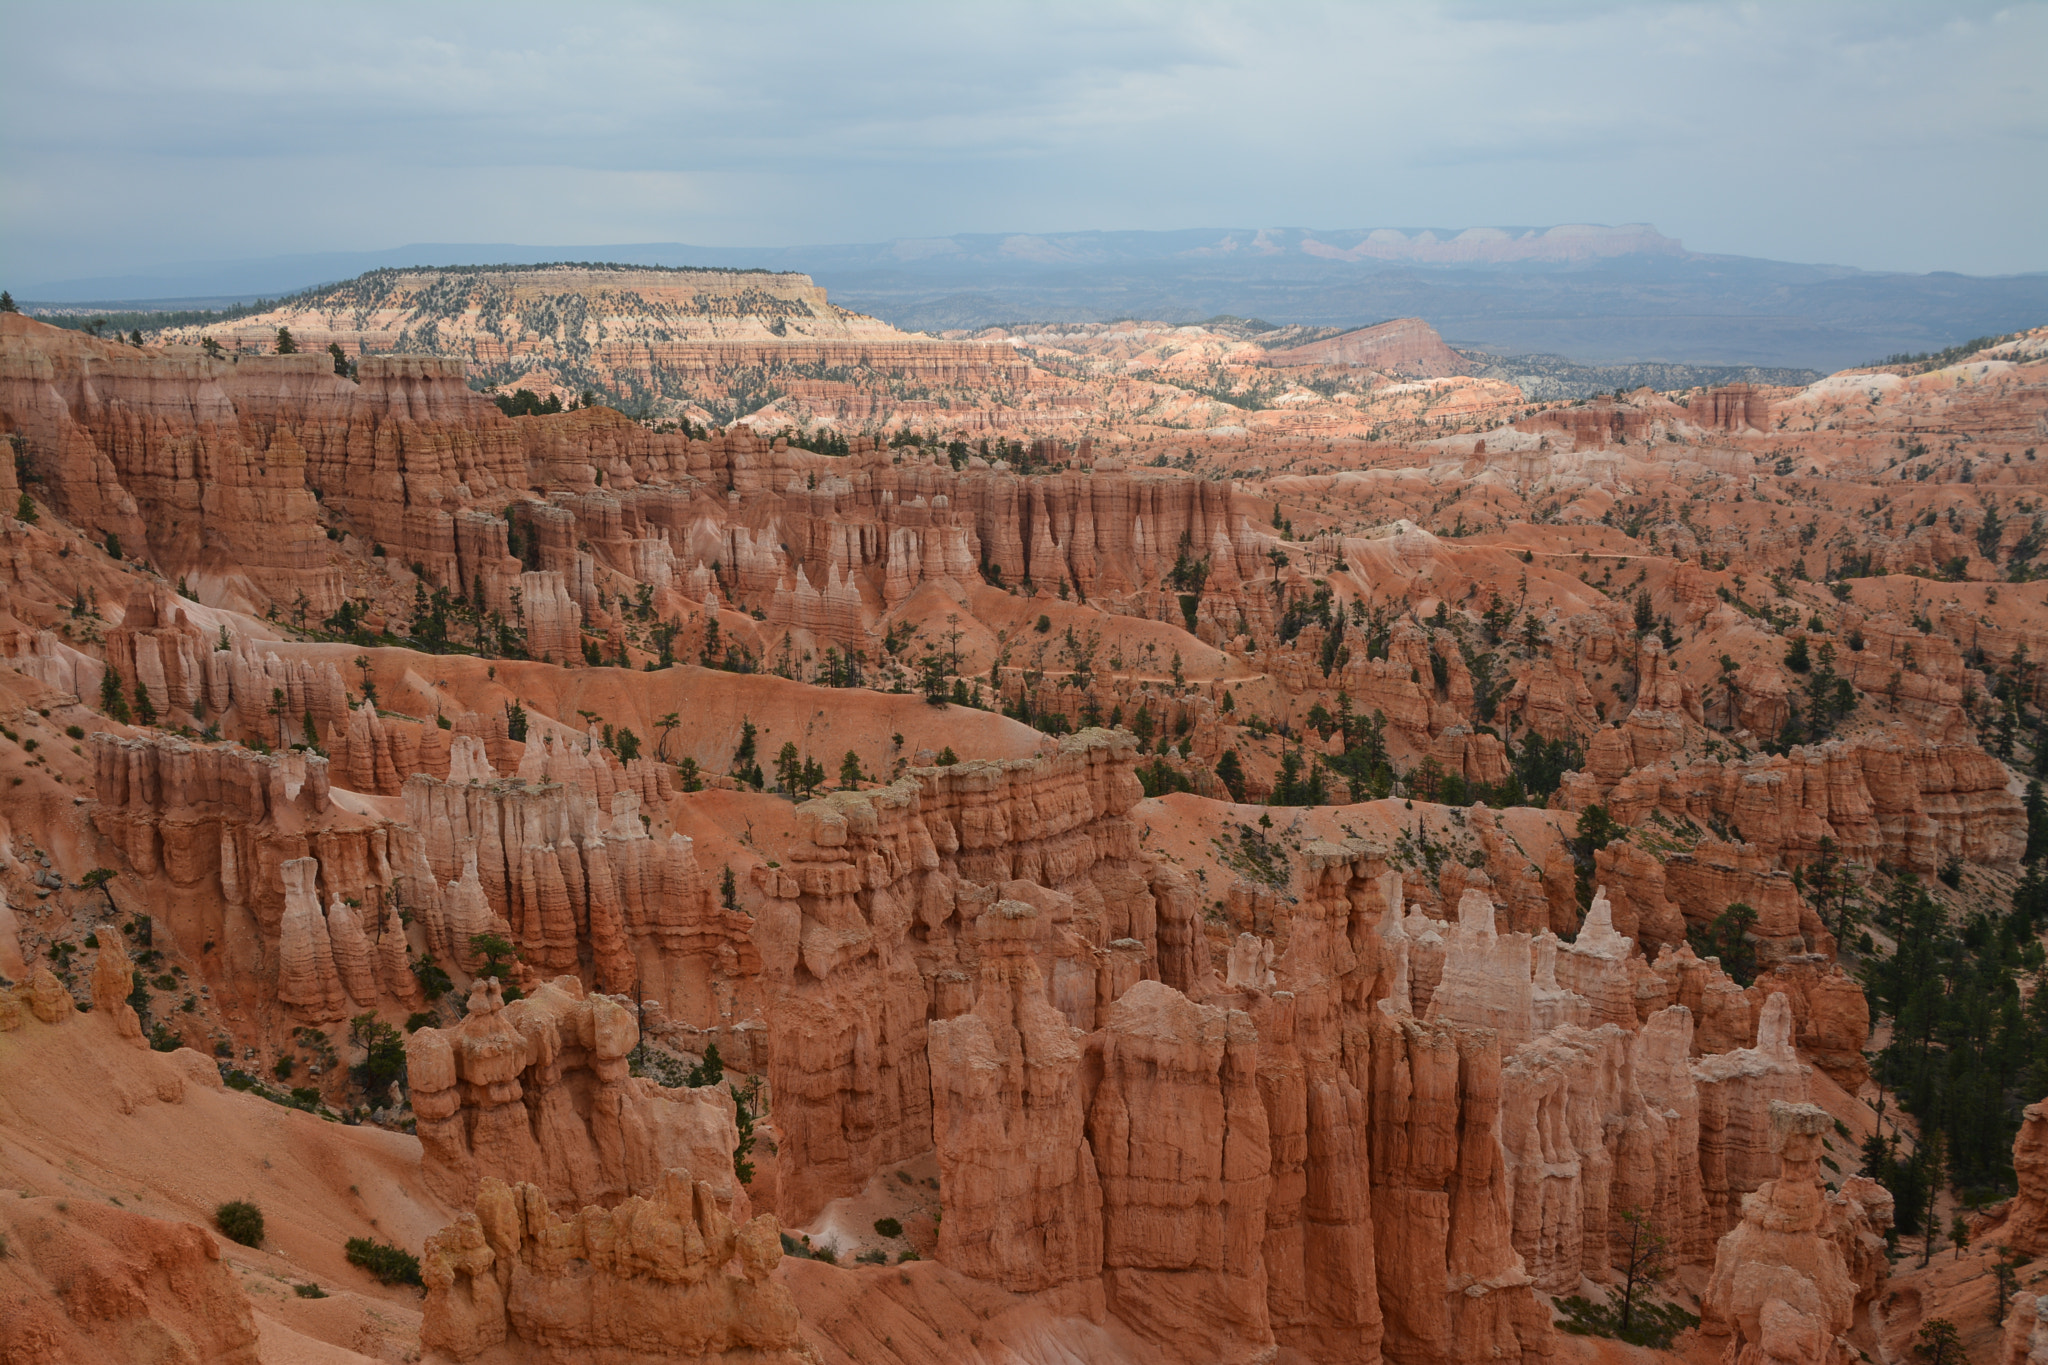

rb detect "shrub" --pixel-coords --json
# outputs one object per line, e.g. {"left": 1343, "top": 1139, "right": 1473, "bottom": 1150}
{"left": 344, "top": 1236, "right": 422, "bottom": 1286}
{"left": 873, "top": 1217, "right": 903, "bottom": 1238}
{"left": 856, "top": 1247, "right": 888, "bottom": 1264}
{"left": 293, "top": 1282, "right": 327, "bottom": 1298}
{"left": 1557, "top": 1292, "right": 1699, "bottom": 1350}
{"left": 410, "top": 954, "right": 452, "bottom": 1001}
{"left": 215, "top": 1200, "right": 264, "bottom": 1247}
{"left": 685, "top": 1041, "right": 724, "bottom": 1088}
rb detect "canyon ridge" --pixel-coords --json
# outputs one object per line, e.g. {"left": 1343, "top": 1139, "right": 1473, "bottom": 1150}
{"left": 3, "top": 267, "right": 2048, "bottom": 1365}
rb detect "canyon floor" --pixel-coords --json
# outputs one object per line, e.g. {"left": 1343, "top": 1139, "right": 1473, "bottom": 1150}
{"left": 4, "top": 276, "right": 2048, "bottom": 1365}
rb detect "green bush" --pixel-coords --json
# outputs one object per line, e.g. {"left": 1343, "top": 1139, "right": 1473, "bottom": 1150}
{"left": 344, "top": 1236, "right": 421, "bottom": 1285}
{"left": 1557, "top": 1291, "right": 1699, "bottom": 1349}
{"left": 873, "top": 1217, "right": 903, "bottom": 1238}
{"left": 293, "top": 1282, "right": 327, "bottom": 1298}
{"left": 685, "top": 1041, "right": 725, "bottom": 1088}
{"left": 215, "top": 1200, "right": 264, "bottom": 1247}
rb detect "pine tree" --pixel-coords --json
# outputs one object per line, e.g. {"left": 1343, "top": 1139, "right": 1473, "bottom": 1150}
{"left": 1915, "top": 1319, "right": 1963, "bottom": 1365}
{"left": 1612, "top": 1207, "right": 1671, "bottom": 1335}
{"left": 100, "top": 664, "right": 132, "bottom": 722}
{"left": 1995, "top": 1246, "right": 2020, "bottom": 1324}
{"left": 1920, "top": 1129, "right": 1946, "bottom": 1267}
{"left": 1215, "top": 749, "right": 1247, "bottom": 803}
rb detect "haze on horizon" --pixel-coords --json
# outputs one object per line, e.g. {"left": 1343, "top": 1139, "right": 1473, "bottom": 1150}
{"left": 2, "top": 0, "right": 2044, "bottom": 290}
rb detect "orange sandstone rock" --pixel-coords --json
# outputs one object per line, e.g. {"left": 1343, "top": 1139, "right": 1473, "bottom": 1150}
{"left": 2004, "top": 1100, "right": 2048, "bottom": 1257}
{"left": 406, "top": 975, "right": 744, "bottom": 1215}
{"left": 1701, "top": 1101, "right": 1875, "bottom": 1365}
{"left": 419, "top": 1170, "right": 812, "bottom": 1364}
{"left": 0, "top": 1196, "right": 261, "bottom": 1365}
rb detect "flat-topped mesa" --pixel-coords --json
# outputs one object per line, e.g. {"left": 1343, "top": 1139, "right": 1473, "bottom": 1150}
{"left": 146, "top": 265, "right": 1033, "bottom": 435}
{"left": 171, "top": 264, "right": 898, "bottom": 353}
{"left": 93, "top": 729, "right": 331, "bottom": 855}
{"left": 419, "top": 1169, "right": 810, "bottom": 1365}
{"left": 1257, "top": 317, "right": 1469, "bottom": 377}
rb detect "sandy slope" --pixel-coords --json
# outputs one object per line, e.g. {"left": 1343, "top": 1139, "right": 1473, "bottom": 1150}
{"left": 0, "top": 1009, "right": 444, "bottom": 1362}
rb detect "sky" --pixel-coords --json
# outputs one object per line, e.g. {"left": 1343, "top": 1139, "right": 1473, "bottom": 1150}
{"left": 3, "top": 0, "right": 2044, "bottom": 289}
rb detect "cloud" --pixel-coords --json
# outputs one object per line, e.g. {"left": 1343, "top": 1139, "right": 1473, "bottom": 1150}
{"left": 2, "top": 0, "right": 2042, "bottom": 283}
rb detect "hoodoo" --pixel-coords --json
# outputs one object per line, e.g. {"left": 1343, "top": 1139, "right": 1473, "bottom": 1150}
{"left": 3, "top": 285, "right": 2044, "bottom": 1365}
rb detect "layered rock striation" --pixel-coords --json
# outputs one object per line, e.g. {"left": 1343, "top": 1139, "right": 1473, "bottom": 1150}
{"left": 406, "top": 975, "right": 748, "bottom": 1213}
{"left": 1701, "top": 1101, "right": 1893, "bottom": 1365}
{"left": 419, "top": 1169, "right": 810, "bottom": 1364}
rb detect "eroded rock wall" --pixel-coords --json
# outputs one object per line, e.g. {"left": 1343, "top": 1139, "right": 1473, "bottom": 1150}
{"left": 419, "top": 1170, "right": 811, "bottom": 1365}
{"left": 406, "top": 975, "right": 744, "bottom": 1214}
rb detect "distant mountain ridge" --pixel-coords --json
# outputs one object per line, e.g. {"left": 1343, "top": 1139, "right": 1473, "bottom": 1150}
{"left": 21, "top": 224, "right": 2046, "bottom": 372}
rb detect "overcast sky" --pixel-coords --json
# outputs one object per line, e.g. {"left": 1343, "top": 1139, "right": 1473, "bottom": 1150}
{"left": 3, "top": 0, "right": 2044, "bottom": 286}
